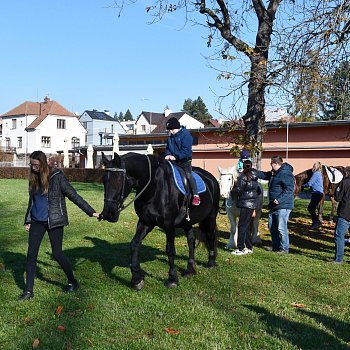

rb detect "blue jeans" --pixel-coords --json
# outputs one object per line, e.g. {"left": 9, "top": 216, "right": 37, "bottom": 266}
{"left": 269, "top": 209, "right": 291, "bottom": 252}
{"left": 334, "top": 216, "right": 350, "bottom": 262}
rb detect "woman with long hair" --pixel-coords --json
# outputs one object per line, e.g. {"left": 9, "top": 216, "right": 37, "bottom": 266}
{"left": 232, "top": 159, "right": 259, "bottom": 255}
{"left": 18, "top": 150, "right": 99, "bottom": 301}
{"left": 303, "top": 161, "right": 324, "bottom": 229}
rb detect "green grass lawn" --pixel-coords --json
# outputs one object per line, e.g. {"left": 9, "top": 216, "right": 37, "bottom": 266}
{"left": 1, "top": 179, "right": 350, "bottom": 350}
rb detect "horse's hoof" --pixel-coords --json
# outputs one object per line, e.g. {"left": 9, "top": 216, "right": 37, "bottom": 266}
{"left": 164, "top": 281, "right": 178, "bottom": 288}
{"left": 182, "top": 270, "right": 196, "bottom": 278}
{"left": 133, "top": 280, "right": 145, "bottom": 291}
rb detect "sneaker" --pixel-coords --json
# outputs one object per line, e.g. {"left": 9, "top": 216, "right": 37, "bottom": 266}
{"left": 244, "top": 248, "right": 253, "bottom": 254}
{"left": 310, "top": 221, "right": 322, "bottom": 229}
{"left": 231, "top": 249, "right": 248, "bottom": 256}
{"left": 192, "top": 195, "right": 201, "bottom": 206}
{"left": 17, "top": 291, "right": 34, "bottom": 302}
{"left": 64, "top": 281, "right": 79, "bottom": 293}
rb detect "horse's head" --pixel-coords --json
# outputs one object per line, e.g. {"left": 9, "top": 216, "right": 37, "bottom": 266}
{"left": 218, "top": 166, "right": 237, "bottom": 199}
{"left": 100, "top": 152, "right": 127, "bottom": 222}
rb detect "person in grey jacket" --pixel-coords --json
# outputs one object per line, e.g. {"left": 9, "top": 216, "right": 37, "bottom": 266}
{"left": 18, "top": 150, "right": 99, "bottom": 301}
{"left": 232, "top": 160, "right": 260, "bottom": 256}
{"left": 257, "top": 155, "right": 294, "bottom": 253}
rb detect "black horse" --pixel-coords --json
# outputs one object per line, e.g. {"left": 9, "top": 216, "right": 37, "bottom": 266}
{"left": 100, "top": 152, "right": 220, "bottom": 290}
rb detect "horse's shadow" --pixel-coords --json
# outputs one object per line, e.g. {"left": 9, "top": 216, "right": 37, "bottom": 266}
{"left": 61, "top": 236, "right": 167, "bottom": 287}
{"left": 245, "top": 305, "right": 349, "bottom": 349}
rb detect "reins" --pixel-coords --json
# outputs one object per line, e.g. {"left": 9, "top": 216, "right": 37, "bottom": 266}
{"left": 104, "top": 155, "right": 152, "bottom": 212}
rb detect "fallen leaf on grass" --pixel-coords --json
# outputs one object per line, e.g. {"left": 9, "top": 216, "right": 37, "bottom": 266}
{"left": 57, "top": 325, "right": 66, "bottom": 331}
{"left": 165, "top": 327, "right": 180, "bottom": 335}
{"left": 23, "top": 316, "right": 34, "bottom": 325}
{"left": 55, "top": 306, "right": 63, "bottom": 315}
{"left": 32, "top": 338, "right": 40, "bottom": 348}
{"left": 291, "top": 303, "right": 306, "bottom": 308}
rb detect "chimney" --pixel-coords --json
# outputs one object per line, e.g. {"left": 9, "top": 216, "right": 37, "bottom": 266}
{"left": 44, "top": 96, "right": 50, "bottom": 103}
{"left": 104, "top": 110, "right": 110, "bottom": 115}
{"left": 164, "top": 107, "right": 172, "bottom": 117}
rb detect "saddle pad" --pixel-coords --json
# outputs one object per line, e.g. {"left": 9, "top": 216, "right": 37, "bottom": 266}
{"left": 325, "top": 166, "right": 343, "bottom": 184}
{"left": 168, "top": 161, "right": 206, "bottom": 196}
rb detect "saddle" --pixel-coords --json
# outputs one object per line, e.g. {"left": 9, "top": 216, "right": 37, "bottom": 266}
{"left": 168, "top": 161, "right": 206, "bottom": 195}
{"left": 168, "top": 161, "right": 206, "bottom": 223}
{"left": 325, "top": 166, "right": 343, "bottom": 184}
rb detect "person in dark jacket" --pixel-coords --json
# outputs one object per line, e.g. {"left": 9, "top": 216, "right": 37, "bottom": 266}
{"left": 164, "top": 117, "right": 200, "bottom": 206}
{"left": 302, "top": 161, "right": 324, "bottom": 229}
{"left": 257, "top": 155, "right": 294, "bottom": 253}
{"left": 18, "top": 150, "right": 99, "bottom": 301}
{"left": 333, "top": 169, "right": 350, "bottom": 263}
{"left": 232, "top": 160, "right": 259, "bottom": 255}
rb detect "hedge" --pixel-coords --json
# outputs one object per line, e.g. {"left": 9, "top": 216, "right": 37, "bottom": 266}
{"left": 0, "top": 167, "right": 104, "bottom": 183}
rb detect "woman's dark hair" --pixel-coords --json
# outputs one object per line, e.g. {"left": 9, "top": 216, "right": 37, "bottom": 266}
{"left": 243, "top": 159, "right": 253, "bottom": 181}
{"left": 29, "top": 150, "right": 50, "bottom": 194}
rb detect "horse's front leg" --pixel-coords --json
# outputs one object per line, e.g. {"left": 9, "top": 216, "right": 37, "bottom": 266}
{"left": 226, "top": 203, "right": 238, "bottom": 249}
{"left": 317, "top": 196, "right": 325, "bottom": 223}
{"left": 130, "top": 221, "right": 154, "bottom": 291}
{"left": 182, "top": 227, "right": 196, "bottom": 277}
{"left": 329, "top": 196, "right": 336, "bottom": 223}
{"left": 164, "top": 228, "right": 179, "bottom": 288}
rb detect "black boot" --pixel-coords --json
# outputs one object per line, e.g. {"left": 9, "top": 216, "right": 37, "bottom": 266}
{"left": 18, "top": 291, "right": 34, "bottom": 301}
{"left": 64, "top": 281, "right": 79, "bottom": 293}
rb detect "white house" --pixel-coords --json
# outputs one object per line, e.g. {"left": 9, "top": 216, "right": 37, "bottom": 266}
{"left": 120, "top": 120, "right": 136, "bottom": 134}
{"left": 135, "top": 108, "right": 204, "bottom": 134}
{"left": 79, "top": 110, "right": 126, "bottom": 145}
{"left": 0, "top": 97, "right": 87, "bottom": 157}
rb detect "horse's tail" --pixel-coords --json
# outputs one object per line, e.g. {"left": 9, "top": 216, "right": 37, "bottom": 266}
{"left": 197, "top": 222, "right": 218, "bottom": 255}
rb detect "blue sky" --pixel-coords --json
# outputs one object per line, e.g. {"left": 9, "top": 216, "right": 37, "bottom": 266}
{"left": 0, "top": 0, "right": 231, "bottom": 119}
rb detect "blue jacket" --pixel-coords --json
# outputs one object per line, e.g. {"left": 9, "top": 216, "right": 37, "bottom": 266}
{"left": 304, "top": 171, "right": 323, "bottom": 194}
{"left": 165, "top": 127, "right": 193, "bottom": 162}
{"left": 257, "top": 163, "right": 294, "bottom": 211}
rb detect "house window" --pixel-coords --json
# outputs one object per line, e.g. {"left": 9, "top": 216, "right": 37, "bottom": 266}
{"left": 141, "top": 125, "right": 146, "bottom": 132}
{"left": 111, "top": 125, "right": 114, "bottom": 133}
{"left": 71, "top": 137, "right": 80, "bottom": 149}
{"left": 12, "top": 119, "right": 17, "bottom": 129}
{"left": 5, "top": 138, "right": 10, "bottom": 150}
{"left": 17, "top": 137, "right": 22, "bottom": 148}
{"left": 57, "top": 119, "right": 66, "bottom": 129}
{"left": 42, "top": 136, "right": 51, "bottom": 148}
{"left": 82, "top": 122, "right": 87, "bottom": 129}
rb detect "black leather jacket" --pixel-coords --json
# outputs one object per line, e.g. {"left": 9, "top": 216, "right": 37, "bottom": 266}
{"left": 24, "top": 169, "right": 95, "bottom": 229}
{"left": 335, "top": 177, "right": 350, "bottom": 222}
{"left": 235, "top": 169, "right": 259, "bottom": 209}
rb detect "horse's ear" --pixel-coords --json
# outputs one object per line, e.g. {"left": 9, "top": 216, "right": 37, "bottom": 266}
{"left": 101, "top": 152, "right": 107, "bottom": 166}
{"left": 229, "top": 166, "right": 235, "bottom": 174}
{"left": 218, "top": 166, "right": 222, "bottom": 174}
{"left": 113, "top": 152, "right": 121, "bottom": 164}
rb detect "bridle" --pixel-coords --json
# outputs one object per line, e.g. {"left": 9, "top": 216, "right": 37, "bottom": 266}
{"left": 104, "top": 155, "right": 152, "bottom": 212}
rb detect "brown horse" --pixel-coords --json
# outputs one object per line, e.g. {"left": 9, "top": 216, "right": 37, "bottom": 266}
{"left": 294, "top": 165, "right": 348, "bottom": 222}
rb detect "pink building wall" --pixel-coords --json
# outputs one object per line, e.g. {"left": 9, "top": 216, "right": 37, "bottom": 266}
{"left": 191, "top": 122, "right": 350, "bottom": 178}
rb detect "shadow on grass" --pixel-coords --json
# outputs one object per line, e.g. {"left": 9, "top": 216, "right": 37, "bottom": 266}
{"left": 245, "top": 305, "right": 349, "bottom": 349}
{"left": 63, "top": 236, "right": 163, "bottom": 287}
{"left": 1, "top": 252, "right": 64, "bottom": 291}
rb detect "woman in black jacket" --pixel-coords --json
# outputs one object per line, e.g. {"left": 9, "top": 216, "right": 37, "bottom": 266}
{"left": 18, "top": 150, "right": 100, "bottom": 301}
{"left": 232, "top": 160, "right": 259, "bottom": 256}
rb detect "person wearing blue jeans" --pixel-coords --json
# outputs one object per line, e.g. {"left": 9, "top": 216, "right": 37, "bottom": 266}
{"left": 257, "top": 155, "right": 294, "bottom": 253}
{"left": 333, "top": 171, "right": 350, "bottom": 263}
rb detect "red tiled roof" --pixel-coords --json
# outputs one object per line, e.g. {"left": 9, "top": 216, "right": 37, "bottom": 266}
{"left": 1, "top": 97, "right": 75, "bottom": 129}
